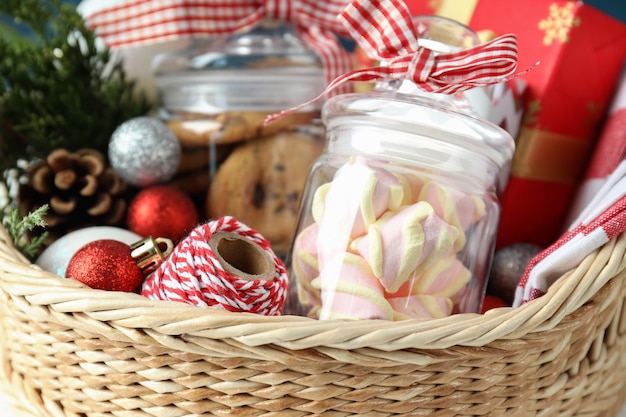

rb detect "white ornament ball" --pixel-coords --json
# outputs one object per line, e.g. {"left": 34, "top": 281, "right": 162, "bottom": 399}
{"left": 108, "top": 116, "right": 181, "bottom": 187}
{"left": 36, "top": 226, "right": 142, "bottom": 277}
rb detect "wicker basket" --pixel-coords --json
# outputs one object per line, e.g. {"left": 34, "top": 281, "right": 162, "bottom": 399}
{"left": 2, "top": 222, "right": 626, "bottom": 417}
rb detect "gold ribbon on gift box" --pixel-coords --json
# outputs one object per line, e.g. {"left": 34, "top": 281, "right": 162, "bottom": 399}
{"left": 424, "top": 0, "right": 498, "bottom": 43}
{"left": 511, "top": 127, "right": 594, "bottom": 184}
{"left": 433, "top": 0, "right": 480, "bottom": 25}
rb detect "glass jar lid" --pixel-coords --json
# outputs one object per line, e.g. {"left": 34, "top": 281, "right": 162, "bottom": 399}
{"left": 153, "top": 19, "right": 326, "bottom": 114}
{"left": 322, "top": 90, "right": 515, "bottom": 193}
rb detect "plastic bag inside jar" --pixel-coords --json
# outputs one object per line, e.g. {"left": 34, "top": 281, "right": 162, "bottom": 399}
{"left": 165, "top": 110, "right": 325, "bottom": 258}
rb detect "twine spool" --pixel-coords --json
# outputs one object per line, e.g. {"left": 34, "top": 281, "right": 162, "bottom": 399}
{"left": 208, "top": 231, "right": 275, "bottom": 282}
{"left": 141, "top": 216, "right": 288, "bottom": 316}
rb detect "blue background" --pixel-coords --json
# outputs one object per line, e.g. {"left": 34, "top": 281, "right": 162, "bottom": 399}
{"left": 586, "top": 0, "right": 626, "bottom": 23}
{"left": 0, "top": 0, "right": 81, "bottom": 40}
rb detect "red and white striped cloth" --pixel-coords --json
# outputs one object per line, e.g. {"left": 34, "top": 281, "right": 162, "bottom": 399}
{"left": 514, "top": 159, "right": 626, "bottom": 306}
{"left": 78, "top": 0, "right": 354, "bottom": 84}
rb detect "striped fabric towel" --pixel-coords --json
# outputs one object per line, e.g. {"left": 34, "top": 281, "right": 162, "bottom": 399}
{"left": 514, "top": 159, "right": 626, "bottom": 306}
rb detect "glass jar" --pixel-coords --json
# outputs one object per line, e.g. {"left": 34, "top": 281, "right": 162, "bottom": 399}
{"left": 283, "top": 16, "right": 515, "bottom": 320}
{"left": 153, "top": 19, "right": 327, "bottom": 257}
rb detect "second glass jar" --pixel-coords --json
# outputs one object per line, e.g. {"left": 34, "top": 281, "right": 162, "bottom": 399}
{"left": 153, "top": 19, "right": 327, "bottom": 257}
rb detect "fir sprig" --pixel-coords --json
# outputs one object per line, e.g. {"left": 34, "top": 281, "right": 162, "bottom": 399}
{"left": 0, "top": 0, "right": 153, "bottom": 173}
{"left": 3, "top": 205, "right": 49, "bottom": 261}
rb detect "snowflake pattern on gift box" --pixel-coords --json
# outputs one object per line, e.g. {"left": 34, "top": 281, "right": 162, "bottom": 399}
{"left": 538, "top": 2, "right": 581, "bottom": 45}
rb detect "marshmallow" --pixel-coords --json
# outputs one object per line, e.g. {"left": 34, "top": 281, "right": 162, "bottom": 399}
{"left": 414, "top": 256, "right": 471, "bottom": 300}
{"left": 418, "top": 180, "right": 486, "bottom": 232}
{"left": 313, "top": 252, "right": 393, "bottom": 320}
{"left": 352, "top": 201, "right": 461, "bottom": 293}
{"left": 401, "top": 171, "right": 429, "bottom": 203}
{"left": 291, "top": 223, "right": 322, "bottom": 306}
{"left": 311, "top": 182, "right": 331, "bottom": 225}
{"left": 313, "top": 156, "right": 407, "bottom": 238}
{"left": 391, "top": 255, "right": 471, "bottom": 300}
{"left": 388, "top": 294, "right": 453, "bottom": 320}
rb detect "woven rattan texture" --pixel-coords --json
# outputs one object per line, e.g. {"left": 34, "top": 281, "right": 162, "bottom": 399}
{"left": 1, "top": 224, "right": 626, "bottom": 416}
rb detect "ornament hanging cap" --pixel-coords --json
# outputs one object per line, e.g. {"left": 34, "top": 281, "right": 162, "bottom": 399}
{"left": 130, "top": 236, "right": 174, "bottom": 275}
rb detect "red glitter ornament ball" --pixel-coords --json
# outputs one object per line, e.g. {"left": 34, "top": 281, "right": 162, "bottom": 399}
{"left": 127, "top": 185, "right": 198, "bottom": 243}
{"left": 66, "top": 239, "right": 146, "bottom": 292}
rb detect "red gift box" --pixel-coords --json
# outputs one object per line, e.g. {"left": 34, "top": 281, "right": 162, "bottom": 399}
{"left": 405, "top": 0, "right": 626, "bottom": 248}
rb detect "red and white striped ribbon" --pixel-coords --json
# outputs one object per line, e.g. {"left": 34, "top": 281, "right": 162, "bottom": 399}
{"left": 266, "top": 0, "right": 523, "bottom": 124}
{"left": 339, "top": 0, "right": 519, "bottom": 93}
{"left": 514, "top": 159, "right": 626, "bottom": 306}
{"left": 79, "top": 0, "right": 354, "bottom": 85}
{"left": 141, "top": 216, "right": 288, "bottom": 316}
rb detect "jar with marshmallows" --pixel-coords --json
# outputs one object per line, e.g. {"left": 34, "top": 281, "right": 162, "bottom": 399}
{"left": 283, "top": 13, "right": 517, "bottom": 320}
{"left": 153, "top": 19, "right": 336, "bottom": 258}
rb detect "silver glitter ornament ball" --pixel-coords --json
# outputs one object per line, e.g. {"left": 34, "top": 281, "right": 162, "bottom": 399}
{"left": 108, "top": 117, "right": 181, "bottom": 187}
{"left": 488, "top": 243, "right": 543, "bottom": 304}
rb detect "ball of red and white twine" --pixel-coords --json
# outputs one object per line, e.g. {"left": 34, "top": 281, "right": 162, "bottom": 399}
{"left": 141, "top": 216, "right": 288, "bottom": 316}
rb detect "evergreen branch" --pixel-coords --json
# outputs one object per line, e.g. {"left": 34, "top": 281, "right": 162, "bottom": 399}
{"left": 3, "top": 204, "right": 49, "bottom": 261}
{"left": 0, "top": 0, "right": 153, "bottom": 173}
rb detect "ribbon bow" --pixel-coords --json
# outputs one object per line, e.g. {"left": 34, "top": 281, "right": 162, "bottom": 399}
{"left": 341, "top": 0, "right": 519, "bottom": 93}
{"left": 79, "top": 0, "right": 354, "bottom": 84}
{"left": 266, "top": 0, "right": 523, "bottom": 124}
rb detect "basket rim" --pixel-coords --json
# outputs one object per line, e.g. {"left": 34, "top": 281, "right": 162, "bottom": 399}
{"left": 1, "top": 224, "right": 625, "bottom": 352}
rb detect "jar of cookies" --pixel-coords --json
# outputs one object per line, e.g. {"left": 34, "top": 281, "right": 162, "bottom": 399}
{"left": 284, "top": 15, "right": 516, "bottom": 319}
{"left": 153, "top": 19, "right": 329, "bottom": 257}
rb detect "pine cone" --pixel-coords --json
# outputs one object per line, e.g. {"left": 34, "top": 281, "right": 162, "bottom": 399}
{"left": 19, "top": 148, "right": 129, "bottom": 245}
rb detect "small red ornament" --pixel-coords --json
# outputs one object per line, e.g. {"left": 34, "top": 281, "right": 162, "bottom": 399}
{"left": 480, "top": 294, "right": 510, "bottom": 314}
{"left": 66, "top": 239, "right": 146, "bottom": 292}
{"left": 127, "top": 185, "right": 198, "bottom": 243}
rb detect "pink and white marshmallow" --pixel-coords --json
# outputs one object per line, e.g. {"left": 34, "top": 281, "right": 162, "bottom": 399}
{"left": 387, "top": 294, "right": 454, "bottom": 320}
{"left": 313, "top": 252, "right": 393, "bottom": 320}
{"left": 390, "top": 255, "right": 471, "bottom": 300}
{"left": 291, "top": 222, "right": 322, "bottom": 307}
{"left": 352, "top": 201, "right": 462, "bottom": 294}
{"left": 418, "top": 180, "right": 486, "bottom": 232}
